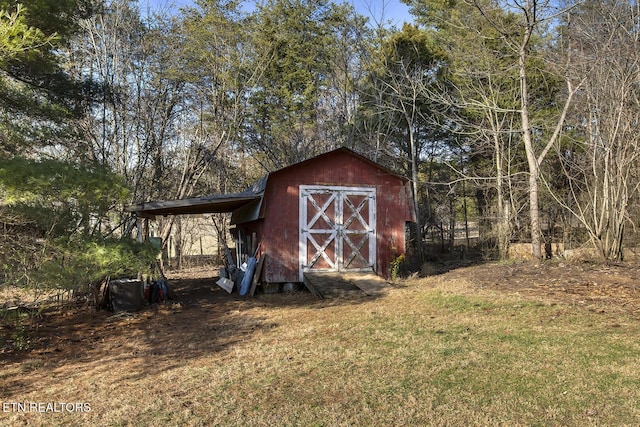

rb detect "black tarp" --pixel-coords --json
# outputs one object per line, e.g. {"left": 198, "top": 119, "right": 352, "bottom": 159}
{"left": 109, "top": 279, "right": 144, "bottom": 312}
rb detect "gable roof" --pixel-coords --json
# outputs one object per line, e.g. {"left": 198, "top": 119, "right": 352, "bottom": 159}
{"left": 271, "top": 147, "right": 407, "bottom": 181}
{"left": 127, "top": 147, "right": 406, "bottom": 218}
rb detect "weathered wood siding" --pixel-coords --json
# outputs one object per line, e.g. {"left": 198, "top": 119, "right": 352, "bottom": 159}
{"left": 238, "top": 149, "right": 413, "bottom": 283}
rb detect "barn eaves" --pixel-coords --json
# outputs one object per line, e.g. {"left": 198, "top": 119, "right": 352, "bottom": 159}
{"left": 127, "top": 175, "right": 267, "bottom": 219}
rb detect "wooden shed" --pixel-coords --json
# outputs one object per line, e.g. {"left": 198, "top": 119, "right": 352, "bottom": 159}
{"left": 130, "top": 148, "right": 415, "bottom": 284}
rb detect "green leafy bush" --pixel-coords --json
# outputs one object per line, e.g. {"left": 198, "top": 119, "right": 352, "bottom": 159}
{"left": 0, "top": 157, "right": 155, "bottom": 294}
{"left": 21, "top": 236, "right": 159, "bottom": 291}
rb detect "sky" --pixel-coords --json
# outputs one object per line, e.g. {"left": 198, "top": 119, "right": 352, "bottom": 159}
{"left": 142, "top": 0, "right": 414, "bottom": 27}
{"left": 351, "top": 0, "right": 413, "bottom": 27}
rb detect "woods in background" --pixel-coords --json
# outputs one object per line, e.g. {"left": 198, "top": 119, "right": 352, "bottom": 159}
{"left": 2, "top": 0, "right": 640, "bottom": 294}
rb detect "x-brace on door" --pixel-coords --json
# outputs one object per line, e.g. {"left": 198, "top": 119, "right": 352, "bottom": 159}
{"left": 299, "top": 185, "right": 376, "bottom": 281}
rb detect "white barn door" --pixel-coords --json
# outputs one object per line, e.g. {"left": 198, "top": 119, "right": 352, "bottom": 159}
{"left": 299, "top": 185, "right": 376, "bottom": 281}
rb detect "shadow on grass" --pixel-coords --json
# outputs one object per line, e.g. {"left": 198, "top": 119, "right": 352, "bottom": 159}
{"left": 0, "top": 269, "right": 390, "bottom": 398}
{"left": 403, "top": 246, "right": 491, "bottom": 279}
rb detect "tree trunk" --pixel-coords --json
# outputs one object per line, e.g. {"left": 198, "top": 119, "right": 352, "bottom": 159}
{"left": 527, "top": 166, "right": 542, "bottom": 260}
{"left": 449, "top": 195, "right": 455, "bottom": 253}
{"left": 495, "top": 133, "right": 510, "bottom": 260}
{"left": 519, "top": 16, "right": 542, "bottom": 261}
{"left": 409, "top": 128, "right": 424, "bottom": 262}
{"left": 462, "top": 179, "right": 470, "bottom": 250}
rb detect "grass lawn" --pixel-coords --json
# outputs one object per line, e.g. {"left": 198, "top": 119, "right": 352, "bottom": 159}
{"left": 1, "top": 263, "right": 639, "bottom": 426}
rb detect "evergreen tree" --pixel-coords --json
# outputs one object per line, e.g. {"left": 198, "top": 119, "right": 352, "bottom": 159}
{"left": 0, "top": 0, "right": 95, "bottom": 155}
{"left": 0, "top": 1, "right": 156, "bottom": 297}
{"left": 358, "top": 23, "right": 446, "bottom": 259}
{"left": 244, "top": 0, "right": 359, "bottom": 169}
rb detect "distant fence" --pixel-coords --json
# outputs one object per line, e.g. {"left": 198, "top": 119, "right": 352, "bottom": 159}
{"left": 164, "top": 254, "right": 222, "bottom": 270}
{"left": 507, "top": 242, "right": 640, "bottom": 261}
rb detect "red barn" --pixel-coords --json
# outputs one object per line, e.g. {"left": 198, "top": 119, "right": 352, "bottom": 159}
{"left": 131, "top": 148, "right": 415, "bottom": 284}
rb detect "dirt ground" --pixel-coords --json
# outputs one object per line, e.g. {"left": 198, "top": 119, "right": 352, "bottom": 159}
{"left": 0, "top": 267, "right": 316, "bottom": 363}
{"left": 443, "top": 259, "right": 640, "bottom": 318}
{"left": 1, "top": 259, "right": 639, "bottom": 362}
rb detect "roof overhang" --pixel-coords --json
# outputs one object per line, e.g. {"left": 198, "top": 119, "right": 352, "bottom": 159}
{"left": 127, "top": 194, "right": 261, "bottom": 219}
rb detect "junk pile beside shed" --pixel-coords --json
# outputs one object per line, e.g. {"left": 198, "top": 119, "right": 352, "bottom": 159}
{"left": 128, "top": 148, "right": 415, "bottom": 296}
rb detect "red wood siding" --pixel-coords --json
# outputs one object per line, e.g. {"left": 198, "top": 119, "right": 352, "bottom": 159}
{"left": 238, "top": 149, "right": 413, "bottom": 283}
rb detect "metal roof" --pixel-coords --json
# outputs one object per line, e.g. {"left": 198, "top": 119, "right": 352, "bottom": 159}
{"left": 127, "top": 175, "right": 268, "bottom": 219}
{"left": 127, "top": 194, "right": 261, "bottom": 218}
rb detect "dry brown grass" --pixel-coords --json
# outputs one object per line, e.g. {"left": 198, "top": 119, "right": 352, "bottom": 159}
{"left": 2, "top": 263, "right": 640, "bottom": 426}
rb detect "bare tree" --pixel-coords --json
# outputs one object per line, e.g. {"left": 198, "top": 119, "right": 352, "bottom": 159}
{"left": 510, "top": 0, "right": 586, "bottom": 259}
{"left": 360, "top": 25, "right": 448, "bottom": 260}
{"left": 412, "top": 0, "right": 585, "bottom": 259}
{"left": 427, "top": 30, "right": 524, "bottom": 259}
{"left": 551, "top": 0, "right": 640, "bottom": 260}
{"left": 75, "top": 1, "right": 185, "bottom": 204}
{"left": 73, "top": 1, "right": 240, "bottom": 248}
